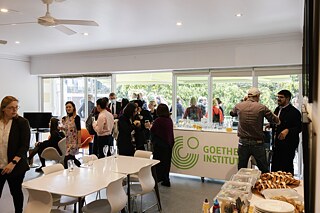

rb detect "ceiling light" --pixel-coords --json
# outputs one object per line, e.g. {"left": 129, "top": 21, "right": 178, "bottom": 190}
{"left": 235, "top": 13, "right": 243, "bottom": 17}
{"left": 82, "top": 32, "right": 89, "bottom": 36}
{"left": 0, "top": 8, "right": 9, "bottom": 13}
{"left": 15, "top": 41, "right": 20, "bottom": 44}
{"left": 176, "top": 22, "right": 182, "bottom": 26}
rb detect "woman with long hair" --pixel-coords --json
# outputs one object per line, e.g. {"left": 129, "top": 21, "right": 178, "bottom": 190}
{"left": 63, "top": 101, "right": 81, "bottom": 168}
{"left": 117, "top": 102, "right": 139, "bottom": 156}
{"left": 0, "top": 96, "right": 31, "bottom": 213}
{"left": 28, "top": 117, "right": 65, "bottom": 172}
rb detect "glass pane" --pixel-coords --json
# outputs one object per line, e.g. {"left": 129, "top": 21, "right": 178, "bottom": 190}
{"left": 212, "top": 76, "right": 252, "bottom": 115}
{"left": 43, "top": 78, "right": 61, "bottom": 116}
{"left": 62, "top": 77, "right": 85, "bottom": 116}
{"left": 177, "top": 76, "right": 208, "bottom": 121}
{"left": 258, "top": 75, "right": 300, "bottom": 110}
{"left": 83, "top": 76, "right": 111, "bottom": 119}
{"left": 115, "top": 72, "right": 172, "bottom": 108}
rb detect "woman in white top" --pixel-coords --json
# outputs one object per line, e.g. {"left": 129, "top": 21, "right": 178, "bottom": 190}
{"left": 92, "top": 98, "right": 114, "bottom": 158}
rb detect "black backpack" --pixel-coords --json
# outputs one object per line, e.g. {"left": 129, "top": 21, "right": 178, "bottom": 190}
{"left": 85, "top": 113, "right": 96, "bottom": 135}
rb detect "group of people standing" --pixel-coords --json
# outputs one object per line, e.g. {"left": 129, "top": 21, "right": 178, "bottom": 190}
{"left": 85, "top": 93, "right": 174, "bottom": 187}
{"left": 230, "top": 88, "right": 301, "bottom": 175}
{"left": 183, "top": 96, "right": 224, "bottom": 123}
{"left": 0, "top": 87, "right": 302, "bottom": 212}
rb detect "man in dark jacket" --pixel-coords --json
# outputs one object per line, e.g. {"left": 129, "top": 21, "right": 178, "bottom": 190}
{"left": 271, "top": 90, "right": 302, "bottom": 175}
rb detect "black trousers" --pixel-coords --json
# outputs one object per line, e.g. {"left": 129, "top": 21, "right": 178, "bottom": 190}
{"left": 153, "top": 143, "right": 172, "bottom": 183}
{"left": 0, "top": 172, "right": 25, "bottom": 213}
{"left": 97, "top": 135, "right": 113, "bottom": 158}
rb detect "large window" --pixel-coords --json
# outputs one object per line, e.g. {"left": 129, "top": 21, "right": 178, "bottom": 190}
{"left": 43, "top": 78, "right": 61, "bottom": 116}
{"left": 115, "top": 72, "right": 172, "bottom": 107}
{"left": 175, "top": 74, "right": 209, "bottom": 122}
{"left": 257, "top": 75, "right": 300, "bottom": 110}
{"left": 43, "top": 76, "right": 111, "bottom": 119}
{"left": 211, "top": 76, "right": 253, "bottom": 115}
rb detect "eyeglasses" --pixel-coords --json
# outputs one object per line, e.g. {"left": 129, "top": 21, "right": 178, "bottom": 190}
{"left": 6, "top": 106, "right": 20, "bottom": 111}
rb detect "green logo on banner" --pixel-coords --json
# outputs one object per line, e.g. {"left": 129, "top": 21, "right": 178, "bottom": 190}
{"left": 172, "top": 136, "right": 199, "bottom": 170}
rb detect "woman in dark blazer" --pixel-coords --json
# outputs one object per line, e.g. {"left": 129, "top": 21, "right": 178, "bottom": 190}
{"left": 0, "top": 96, "right": 31, "bottom": 213}
{"left": 117, "top": 103, "right": 139, "bottom": 156}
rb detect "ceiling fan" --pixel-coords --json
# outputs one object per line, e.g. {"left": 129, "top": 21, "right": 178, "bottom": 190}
{"left": 0, "top": 0, "right": 99, "bottom": 35}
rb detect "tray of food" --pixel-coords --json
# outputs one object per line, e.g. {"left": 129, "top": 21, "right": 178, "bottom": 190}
{"left": 236, "top": 168, "right": 261, "bottom": 179}
{"left": 221, "top": 181, "right": 252, "bottom": 198}
{"left": 230, "top": 174, "right": 257, "bottom": 187}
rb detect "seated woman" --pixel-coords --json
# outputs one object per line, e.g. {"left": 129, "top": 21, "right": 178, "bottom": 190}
{"left": 28, "top": 117, "right": 65, "bottom": 172}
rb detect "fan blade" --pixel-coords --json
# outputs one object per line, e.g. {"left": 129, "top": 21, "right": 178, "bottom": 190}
{"left": 55, "top": 19, "right": 98, "bottom": 26}
{"left": 0, "top": 22, "right": 36, "bottom": 26}
{"left": 53, "top": 25, "right": 76, "bottom": 35}
{"left": 0, "top": 40, "right": 8, "bottom": 44}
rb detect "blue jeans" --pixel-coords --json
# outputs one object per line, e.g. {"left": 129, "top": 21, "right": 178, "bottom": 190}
{"left": 238, "top": 138, "right": 269, "bottom": 173}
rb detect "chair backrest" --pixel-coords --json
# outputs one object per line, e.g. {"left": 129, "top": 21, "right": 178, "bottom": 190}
{"left": 106, "top": 177, "right": 127, "bottom": 213}
{"left": 82, "top": 154, "right": 98, "bottom": 163}
{"left": 40, "top": 148, "right": 62, "bottom": 162}
{"left": 81, "top": 128, "right": 93, "bottom": 148}
{"left": 41, "top": 138, "right": 66, "bottom": 163}
{"left": 58, "top": 138, "right": 67, "bottom": 157}
{"left": 137, "top": 164, "right": 155, "bottom": 194}
{"left": 24, "top": 188, "right": 53, "bottom": 213}
{"left": 42, "top": 163, "right": 64, "bottom": 175}
{"left": 134, "top": 150, "right": 153, "bottom": 159}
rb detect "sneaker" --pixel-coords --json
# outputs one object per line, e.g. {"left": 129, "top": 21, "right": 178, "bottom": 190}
{"left": 161, "top": 181, "right": 171, "bottom": 187}
{"left": 35, "top": 167, "right": 43, "bottom": 173}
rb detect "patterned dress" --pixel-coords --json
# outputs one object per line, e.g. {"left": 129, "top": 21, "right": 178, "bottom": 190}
{"left": 64, "top": 115, "right": 80, "bottom": 156}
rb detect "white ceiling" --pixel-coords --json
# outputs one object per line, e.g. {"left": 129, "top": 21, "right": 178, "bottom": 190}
{"left": 0, "top": 0, "right": 304, "bottom": 57}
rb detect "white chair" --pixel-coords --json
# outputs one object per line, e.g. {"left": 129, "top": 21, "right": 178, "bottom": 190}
{"left": 42, "top": 164, "right": 78, "bottom": 212}
{"left": 82, "top": 177, "right": 127, "bottom": 213}
{"left": 41, "top": 138, "right": 66, "bottom": 164}
{"left": 134, "top": 150, "right": 153, "bottom": 159}
{"left": 128, "top": 164, "right": 161, "bottom": 213}
{"left": 81, "top": 154, "right": 100, "bottom": 199}
{"left": 129, "top": 150, "right": 153, "bottom": 183}
{"left": 24, "top": 188, "right": 70, "bottom": 213}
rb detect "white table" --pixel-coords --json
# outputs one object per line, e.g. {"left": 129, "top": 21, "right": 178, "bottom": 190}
{"left": 22, "top": 155, "right": 160, "bottom": 213}
{"left": 105, "top": 155, "right": 160, "bottom": 213}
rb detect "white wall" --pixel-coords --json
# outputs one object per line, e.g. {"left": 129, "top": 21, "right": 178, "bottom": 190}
{"left": 0, "top": 55, "right": 39, "bottom": 112}
{"left": 31, "top": 33, "right": 302, "bottom": 75}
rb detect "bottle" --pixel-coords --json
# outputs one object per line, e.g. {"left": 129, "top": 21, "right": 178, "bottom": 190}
{"left": 212, "top": 199, "right": 220, "bottom": 213}
{"left": 202, "top": 198, "right": 210, "bottom": 213}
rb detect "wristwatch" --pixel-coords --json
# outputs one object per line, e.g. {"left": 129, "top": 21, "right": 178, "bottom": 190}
{"left": 12, "top": 160, "right": 18, "bottom": 165}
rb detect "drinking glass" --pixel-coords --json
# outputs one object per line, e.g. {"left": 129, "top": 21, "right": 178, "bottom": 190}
{"left": 88, "top": 156, "right": 94, "bottom": 167}
{"left": 67, "top": 159, "right": 74, "bottom": 172}
{"left": 103, "top": 145, "right": 109, "bottom": 157}
{"left": 109, "top": 146, "right": 115, "bottom": 156}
